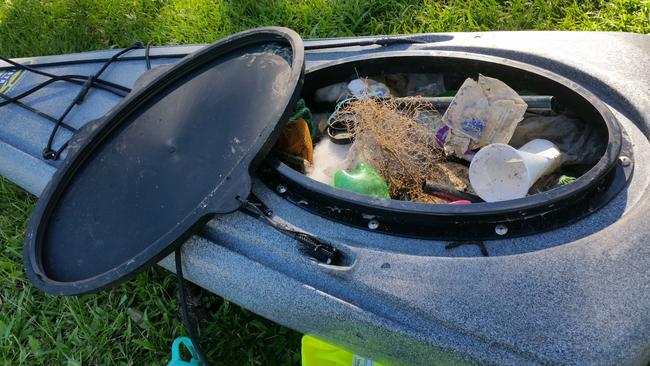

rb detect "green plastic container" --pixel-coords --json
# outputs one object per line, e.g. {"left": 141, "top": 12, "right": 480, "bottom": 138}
{"left": 333, "top": 162, "right": 390, "bottom": 199}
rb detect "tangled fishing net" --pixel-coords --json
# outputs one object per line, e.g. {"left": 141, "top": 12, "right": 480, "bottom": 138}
{"left": 330, "top": 96, "right": 469, "bottom": 202}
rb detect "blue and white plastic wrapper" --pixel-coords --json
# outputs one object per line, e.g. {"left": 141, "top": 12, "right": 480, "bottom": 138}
{"left": 441, "top": 75, "right": 528, "bottom": 160}
{"left": 313, "top": 78, "right": 392, "bottom": 103}
{"left": 415, "top": 110, "right": 477, "bottom": 161}
{"left": 347, "top": 78, "right": 391, "bottom": 98}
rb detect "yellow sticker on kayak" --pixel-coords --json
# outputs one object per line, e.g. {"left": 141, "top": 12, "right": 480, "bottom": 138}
{"left": 0, "top": 69, "right": 26, "bottom": 94}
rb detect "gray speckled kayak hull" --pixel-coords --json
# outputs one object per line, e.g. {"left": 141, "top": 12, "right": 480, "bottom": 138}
{"left": 1, "top": 32, "right": 649, "bottom": 365}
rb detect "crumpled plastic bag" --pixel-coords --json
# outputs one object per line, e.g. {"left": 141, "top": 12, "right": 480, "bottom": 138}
{"left": 314, "top": 82, "right": 349, "bottom": 103}
{"left": 313, "top": 78, "right": 391, "bottom": 103}
{"left": 441, "top": 75, "right": 527, "bottom": 159}
{"left": 307, "top": 137, "right": 352, "bottom": 185}
{"left": 509, "top": 113, "right": 606, "bottom": 166}
{"left": 343, "top": 132, "right": 382, "bottom": 179}
{"left": 384, "top": 73, "right": 446, "bottom": 97}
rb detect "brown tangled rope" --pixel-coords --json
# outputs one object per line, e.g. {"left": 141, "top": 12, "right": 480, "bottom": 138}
{"left": 331, "top": 96, "right": 470, "bottom": 203}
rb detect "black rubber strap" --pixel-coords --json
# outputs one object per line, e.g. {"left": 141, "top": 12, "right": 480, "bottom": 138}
{"left": 238, "top": 196, "right": 339, "bottom": 265}
{"left": 175, "top": 248, "right": 211, "bottom": 366}
{"left": 172, "top": 197, "right": 339, "bottom": 366}
{"left": 145, "top": 44, "right": 152, "bottom": 71}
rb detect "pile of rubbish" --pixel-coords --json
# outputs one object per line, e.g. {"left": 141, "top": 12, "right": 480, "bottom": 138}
{"left": 273, "top": 73, "right": 605, "bottom": 204}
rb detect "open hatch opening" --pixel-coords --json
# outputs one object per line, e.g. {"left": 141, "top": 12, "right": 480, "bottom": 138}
{"left": 259, "top": 53, "right": 631, "bottom": 240}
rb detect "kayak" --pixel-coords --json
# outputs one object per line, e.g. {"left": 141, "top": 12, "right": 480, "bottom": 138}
{"left": 1, "top": 29, "right": 649, "bottom": 365}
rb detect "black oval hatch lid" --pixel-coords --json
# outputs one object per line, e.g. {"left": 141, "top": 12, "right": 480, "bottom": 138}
{"left": 24, "top": 27, "right": 305, "bottom": 295}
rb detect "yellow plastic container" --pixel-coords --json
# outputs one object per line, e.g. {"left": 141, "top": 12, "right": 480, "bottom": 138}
{"left": 301, "top": 335, "right": 385, "bottom": 366}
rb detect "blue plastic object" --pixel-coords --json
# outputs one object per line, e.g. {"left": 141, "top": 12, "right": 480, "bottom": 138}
{"left": 167, "top": 337, "right": 200, "bottom": 366}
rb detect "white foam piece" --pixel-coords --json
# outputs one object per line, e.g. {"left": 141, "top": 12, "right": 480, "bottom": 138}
{"left": 307, "top": 138, "right": 352, "bottom": 185}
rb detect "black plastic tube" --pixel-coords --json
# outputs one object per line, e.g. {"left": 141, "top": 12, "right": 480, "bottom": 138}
{"left": 395, "top": 95, "right": 557, "bottom": 113}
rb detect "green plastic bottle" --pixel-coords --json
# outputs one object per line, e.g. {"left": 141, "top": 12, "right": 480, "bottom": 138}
{"left": 333, "top": 162, "right": 390, "bottom": 199}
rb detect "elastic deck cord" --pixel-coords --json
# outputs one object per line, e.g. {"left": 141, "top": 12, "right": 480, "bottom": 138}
{"left": 0, "top": 43, "right": 144, "bottom": 160}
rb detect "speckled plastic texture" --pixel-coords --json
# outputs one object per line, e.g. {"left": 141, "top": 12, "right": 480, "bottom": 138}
{"left": 0, "top": 32, "right": 648, "bottom": 365}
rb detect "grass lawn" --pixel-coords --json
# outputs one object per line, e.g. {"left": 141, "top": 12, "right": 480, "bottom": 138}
{"left": 0, "top": 0, "right": 648, "bottom": 365}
